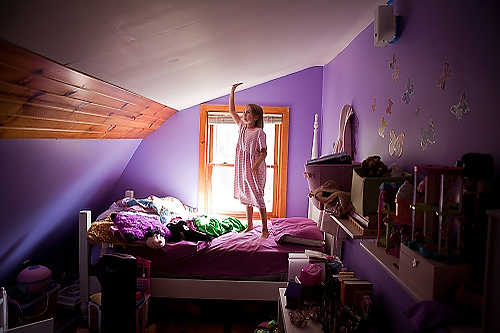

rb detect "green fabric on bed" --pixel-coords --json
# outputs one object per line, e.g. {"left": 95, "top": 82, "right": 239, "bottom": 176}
{"left": 194, "top": 216, "right": 247, "bottom": 237}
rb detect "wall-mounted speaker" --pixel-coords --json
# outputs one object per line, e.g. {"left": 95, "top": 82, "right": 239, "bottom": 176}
{"left": 374, "top": 5, "right": 396, "bottom": 47}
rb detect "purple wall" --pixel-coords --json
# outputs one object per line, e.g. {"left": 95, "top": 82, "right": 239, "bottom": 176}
{"left": 343, "top": 239, "right": 416, "bottom": 332}
{"left": 0, "top": 139, "right": 140, "bottom": 284}
{"left": 323, "top": 1, "right": 498, "bottom": 331}
{"left": 113, "top": 67, "right": 324, "bottom": 217}
{"left": 321, "top": 0, "right": 499, "bottom": 172}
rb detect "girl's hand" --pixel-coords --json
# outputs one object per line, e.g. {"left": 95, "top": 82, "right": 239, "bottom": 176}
{"left": 231, "top": 82, "right": 243, "bottom": 91}
{"left": 229, "top": 83, "right": 243, "bottom": 125}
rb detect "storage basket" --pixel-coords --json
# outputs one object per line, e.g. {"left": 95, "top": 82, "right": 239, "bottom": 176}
{"left": 136, "top": 257, "right": 151, "bottom": 295}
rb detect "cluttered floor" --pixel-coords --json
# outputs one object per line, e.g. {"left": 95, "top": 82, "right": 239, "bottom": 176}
{"left": 149, "top": 298, "right": 277, "bottom": 333}
{"left": 71, "top": 298, "right": 277, "bottom": 333}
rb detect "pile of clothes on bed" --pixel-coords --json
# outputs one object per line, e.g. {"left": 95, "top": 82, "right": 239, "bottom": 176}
{"left": 88, "top": 195, "right": 247, "bottom": 248}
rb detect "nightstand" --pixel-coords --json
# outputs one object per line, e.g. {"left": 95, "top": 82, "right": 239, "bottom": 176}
{"left": 277, "top": 288, "right": 322, "bottom": 333}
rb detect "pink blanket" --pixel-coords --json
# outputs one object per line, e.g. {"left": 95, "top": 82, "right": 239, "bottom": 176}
{"left": 126, "top": 220, "right": 324, "bottom": 279}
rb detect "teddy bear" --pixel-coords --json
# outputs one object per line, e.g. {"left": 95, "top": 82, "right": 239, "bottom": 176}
{"left": 359, "top": 155, "right": 391, "bottom": 177}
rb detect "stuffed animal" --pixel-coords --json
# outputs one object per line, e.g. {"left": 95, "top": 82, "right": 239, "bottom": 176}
{"left": 112, "top": 211, "right": 171, "bottom": 249}
{"left": 359, "top": 155, "right": 391, "bottom": 177}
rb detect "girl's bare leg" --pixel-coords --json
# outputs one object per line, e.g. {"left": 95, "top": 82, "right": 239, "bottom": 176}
{"left": 245, "top": 205, "right": 254, "bottom": 231}
{"left": 259, "top": 206, "right": 269, "bottom": 238}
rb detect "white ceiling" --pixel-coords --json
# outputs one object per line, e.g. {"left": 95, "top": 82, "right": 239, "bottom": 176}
{"left": 0, "top": 0, "right": 383, "bottom": 110}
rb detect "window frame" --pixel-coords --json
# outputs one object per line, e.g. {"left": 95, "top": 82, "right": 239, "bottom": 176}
{"left": 198, "top": 104, "right": 289, "bottom": 218}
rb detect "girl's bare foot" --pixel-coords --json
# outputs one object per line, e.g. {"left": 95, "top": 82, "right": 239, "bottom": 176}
{"left": 244, "top": 225, "right": 254, "bottom": 232}
{"left": 261, "top": 229, "right": 270, "bottom": 238}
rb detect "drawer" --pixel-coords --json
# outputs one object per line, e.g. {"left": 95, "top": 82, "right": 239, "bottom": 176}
{"left": 399, "top": 244, "right": 471, "bottom": 301}
{"left": 399, "top": 245, "right": 435, "bottom": 300}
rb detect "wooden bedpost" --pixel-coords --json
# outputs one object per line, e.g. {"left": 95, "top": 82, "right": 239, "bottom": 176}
{"left": 79, "top": 210, "right": 91, "bottom": 319}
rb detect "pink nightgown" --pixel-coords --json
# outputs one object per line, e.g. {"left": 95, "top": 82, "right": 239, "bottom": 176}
{"left": 234, "top": 122, "right": 267, "bottom": 209}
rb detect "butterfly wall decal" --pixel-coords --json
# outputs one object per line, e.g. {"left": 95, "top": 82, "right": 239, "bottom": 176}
{"left": 437, "top": 62, "right": 451, "bottom": 90}
{"left": 378, "top": 117, "right": 387, "bottom": 138}
{"left": 420, "top": 119, "right": 437, "bottom": 151}
{"left": 389, "top": 54, "right": 400, "bottom": 81}
{"left": 416, "top": 106, "right": 423, "bottom": 116}
{"left": 389, "top": 129, "right": 405, "bottom": 158}
{"left": 450, "top": 91, "right": 470, "bottom": 120}
{"left": 401, "top": 78, "right": 414, "bottom": 104}
{"left": 386, "top": 98, "right": 394, "bottom": 114}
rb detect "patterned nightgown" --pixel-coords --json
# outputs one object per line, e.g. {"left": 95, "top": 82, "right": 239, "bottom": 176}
{"left": 234, "top": 122, "right": 267, "bottom": 209}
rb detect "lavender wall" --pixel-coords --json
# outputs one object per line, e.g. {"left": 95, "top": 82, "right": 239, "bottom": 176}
{"left": 343, "top": 239, "right": 417, "bottom": 332}
{"left": 322, "top": 1, "right": 498, "bottom": 331}
{"left": 0, "top": 139, "right": 140, "bottom": 284}
{"left": 321, "top": 0, "right": 499, "bottom": 172}
{"left": 113, "top": 67, "right": 324, "bottom": 217}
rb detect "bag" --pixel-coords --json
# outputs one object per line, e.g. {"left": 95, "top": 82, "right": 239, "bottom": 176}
{"left": 297, "top": 264, "right": 322, "bottom": 286}
{"left": 308, "top": 180, "right": 353, "bottom": 218}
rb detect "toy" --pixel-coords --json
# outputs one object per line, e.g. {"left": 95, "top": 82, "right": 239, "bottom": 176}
{"left": 377, "top": 181, "right": 415, "bottom": 257}
{"left": 359, "top": 156, "right": 390, "bottom": 178}
{"left": 254, "top": 320, "right": 278, "bottom": 333}
{"left": 16, "top": 265, "right": 52, "bottom": 295}
{"left": 410, "top": 165, "right": 464, "bottom": 258}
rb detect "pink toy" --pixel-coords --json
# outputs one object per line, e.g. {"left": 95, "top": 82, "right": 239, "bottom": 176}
{"left": 297, "top": 264, "right": 322, "bottom": 286}
{"left": 16, "top": 265, "right": 52, "bottom": 294}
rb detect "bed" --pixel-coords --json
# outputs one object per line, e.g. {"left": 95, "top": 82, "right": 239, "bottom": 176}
{"left": 78, "top": 112, "right": 339, "bottom": 318}
{"left": 78, "top": 196, "right": 333, "bottom": 317}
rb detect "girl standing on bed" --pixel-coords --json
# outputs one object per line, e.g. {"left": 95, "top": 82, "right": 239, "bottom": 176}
{"left": 229, "top": 83, "right": 269, "bottom": 238}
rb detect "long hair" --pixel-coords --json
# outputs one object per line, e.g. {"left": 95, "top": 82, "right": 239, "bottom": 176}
{"left": 247, "top": 104, "right": 264, "bottom": 129}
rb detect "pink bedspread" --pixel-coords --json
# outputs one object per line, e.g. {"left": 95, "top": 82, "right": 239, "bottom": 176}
{"left": 124, "top": 221, "right": 324, "bottom": 279}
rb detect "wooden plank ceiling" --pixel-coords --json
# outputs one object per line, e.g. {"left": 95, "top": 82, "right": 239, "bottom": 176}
{"left": 0, "top": 39, "right": 177, "bottom": 139}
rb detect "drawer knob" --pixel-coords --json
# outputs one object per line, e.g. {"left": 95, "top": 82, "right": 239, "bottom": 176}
{"left": 412, "top": 258, "right": 419, "bottom": 268}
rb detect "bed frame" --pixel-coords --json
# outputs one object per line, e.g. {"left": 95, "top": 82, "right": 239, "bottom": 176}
{"left": 78, "top": 113, "right": 330, "bottom": 317}
{"left": 78, "top": 210, "right": 295, "bottom": 316}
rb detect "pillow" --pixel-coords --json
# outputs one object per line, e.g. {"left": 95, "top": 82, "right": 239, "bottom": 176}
{"left": 95, "top": 202, "right": 124, "bottom": 221}
{"left": 160, "top": 196, "right": 187, "bottom": 215}
{"left": 270, "top": 217, "right": 324, "bottom": 247}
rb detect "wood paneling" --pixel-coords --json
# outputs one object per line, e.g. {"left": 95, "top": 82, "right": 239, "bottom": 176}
{"left": 0, "top": 39, "right": 177, "bottom": 139}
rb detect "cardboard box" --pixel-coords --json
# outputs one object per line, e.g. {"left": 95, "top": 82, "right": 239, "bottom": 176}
{"left": 350, "top": 168, "right": 410, "bottom": 216}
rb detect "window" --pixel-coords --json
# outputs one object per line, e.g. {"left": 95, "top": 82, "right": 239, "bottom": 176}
{"left": 198, "top": 104, "right": 289, "bottom": 218}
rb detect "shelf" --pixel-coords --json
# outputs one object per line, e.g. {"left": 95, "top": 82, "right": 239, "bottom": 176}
{"left": 360, "top": 240, "right": 421, "bottom": 301}
{"left": 329, "top": 214, "right": 377, "bottom": 239}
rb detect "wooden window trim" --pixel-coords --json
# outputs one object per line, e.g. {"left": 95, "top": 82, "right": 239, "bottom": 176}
{"left": 198, "top": 104, "right": 289, "bottom": 218}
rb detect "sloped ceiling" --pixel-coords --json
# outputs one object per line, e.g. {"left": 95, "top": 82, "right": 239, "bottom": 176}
{"left": 0, "top": 0, "right": 384, "bottom": 111}
{"left": 0, "top": 40, "right": 177, "bottom": 138}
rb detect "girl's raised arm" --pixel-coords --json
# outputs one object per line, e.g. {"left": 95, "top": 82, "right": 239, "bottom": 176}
{"left": 229, "top": 83, "right": 243, "bottom": 125}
